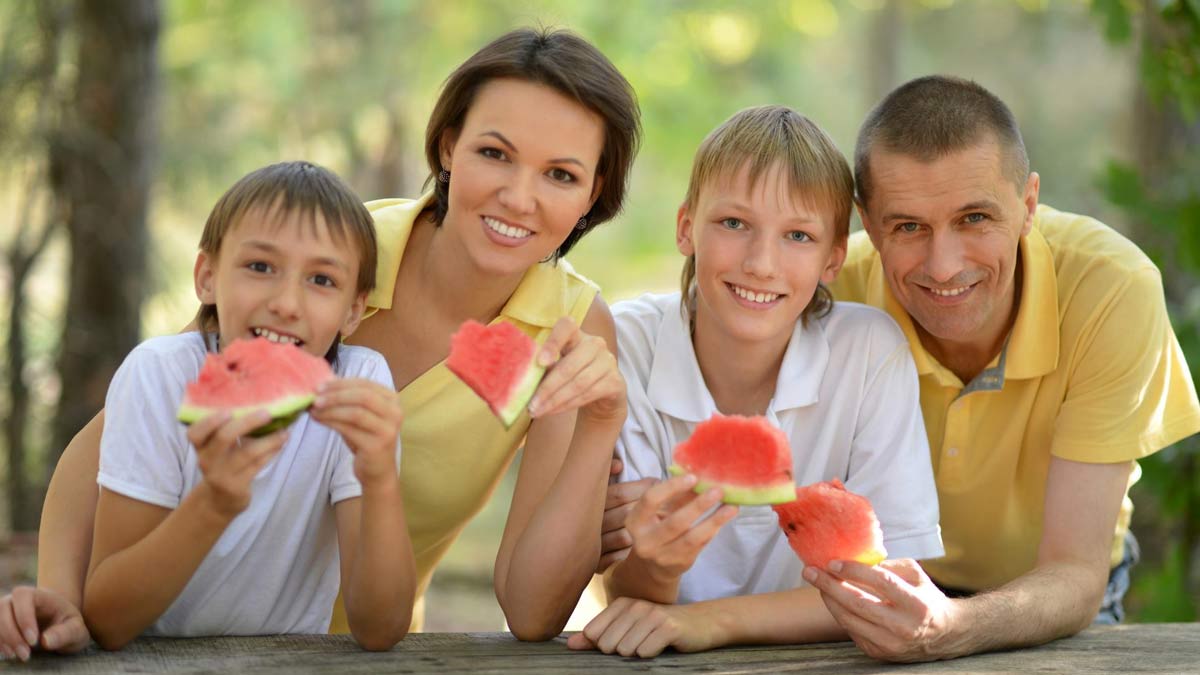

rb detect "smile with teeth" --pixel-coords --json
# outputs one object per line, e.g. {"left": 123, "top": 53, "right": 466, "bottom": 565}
{"left": 729, "top": 283, "right": 782, "bottom": 304}
{"left": 926, "top": 284, "right": 973, "bottom": 297}
{"left": 483, "top": 216, "right": 533, "bottom": 239}
{"left": 252, "top": 327, "right": 303, "bottom": 345}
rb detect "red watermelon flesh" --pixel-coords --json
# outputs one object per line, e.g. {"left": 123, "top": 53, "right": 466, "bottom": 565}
{"left": 177, "top": 337, "right": 334, "bottom": 435}
{"left": 446, "top": 320, "right": 545, "bottom": 428}
{"left": 773, "top": 479, "right": 887, "bottom": 569}
{"left": 668, "top": 414, "right": 796, "bottom": 505}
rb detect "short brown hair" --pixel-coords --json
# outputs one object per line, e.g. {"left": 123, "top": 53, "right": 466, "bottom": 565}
{"left": 195, "top": 161, "right": 377, "bottom": 361}
{"left": 423, "top": 27, "right": 641, "bottom": 259}
{"left": 680, "top": 105, "right": 853, "bottom": 327}
{"left": 855, "top": 75, "right": 1029, "bottom": 207}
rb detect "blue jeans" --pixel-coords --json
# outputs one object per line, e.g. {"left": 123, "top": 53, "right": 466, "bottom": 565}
{"left": 933, "top": 530, "right": 1139, "bottom": 624}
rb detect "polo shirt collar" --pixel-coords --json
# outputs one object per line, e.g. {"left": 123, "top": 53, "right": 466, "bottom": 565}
{"left": 646, "top": 305, "right": 829, "bottom": 423}
{"left": 864, "top": 218, "right": 1059, "bottom": 388}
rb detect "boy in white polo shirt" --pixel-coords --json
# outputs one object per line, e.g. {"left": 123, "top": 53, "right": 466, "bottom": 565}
{"left": 568, "top": 106, "right": 943, "bottom": 658}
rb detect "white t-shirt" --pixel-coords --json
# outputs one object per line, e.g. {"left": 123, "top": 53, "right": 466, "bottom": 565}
{"left": 614, "top": 292, "right": 944, "bottom": 604}
{"left": 98, "top": 332, "right": 398, "bottom": 636}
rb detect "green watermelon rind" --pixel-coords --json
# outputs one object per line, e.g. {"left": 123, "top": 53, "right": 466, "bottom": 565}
{"left": 177, "top": 393, "right": 316, "bottom": 438}
{"left": 668, "top": 463, "right": 797, "bottom": 505}
{"left": 496, "top": 361, "right": 546, "bottom": 429}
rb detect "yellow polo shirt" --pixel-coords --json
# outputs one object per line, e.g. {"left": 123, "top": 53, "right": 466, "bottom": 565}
{"left": 329, "top": 194, "right": 599, "bottom": 632}
{"left": 831, "top": 205, "right": 1200, "bottom": 591}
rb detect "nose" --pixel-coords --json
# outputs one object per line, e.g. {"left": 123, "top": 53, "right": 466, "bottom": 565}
{"left": 923, "top": 230, "right": 967, "bottom": 284}
{"left": 497, "top": 168, "right": 537, "bottom": 215}
{"left": 742, "top": 232, "right": 779, "bottom": 280}
{"left": 267, "top": 279, "right": 303, "bottom": 320}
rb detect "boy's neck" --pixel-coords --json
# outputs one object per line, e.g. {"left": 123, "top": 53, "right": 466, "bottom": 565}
{"left": 690, "top": 308, "right": 790, "bottom": 417}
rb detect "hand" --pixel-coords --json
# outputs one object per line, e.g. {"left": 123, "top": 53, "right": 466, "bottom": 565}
{"left": 311, "top": 378, "right": 403, "bottom": 489}
{"left": 566, "top": 597, "right": 713, "bottom": 658}
{"left": 0, "top": 587, "right": 90, "bottom": 660}
{"left": 804, "top": 558, "right": 965, "bottom": 662}
{"left": 597, "top": 460, "right": 656, "bottom": 573}
{"left": 188, "top": 409, "right": 289, "bottom": 519}
{"left": 623, "top": 474, "right": 737, "bottom": 582}
{"left": 528, "top": 317, "right": 625, "bottom": 423}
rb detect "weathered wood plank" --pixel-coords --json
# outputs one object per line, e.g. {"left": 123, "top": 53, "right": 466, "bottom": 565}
{"left": 2, "top": 624, "right": 1196, "bottom": 673}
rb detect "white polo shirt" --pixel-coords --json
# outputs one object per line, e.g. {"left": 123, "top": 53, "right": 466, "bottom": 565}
{"left": 614, "top": 292, "right": 944, "bottom": 604}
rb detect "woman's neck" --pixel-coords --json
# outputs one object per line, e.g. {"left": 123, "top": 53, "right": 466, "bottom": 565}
{"left": 690, "top": 308, "right": 791, "bottom": 417}
{"left": 404, "top": 212, "right": 527, "bottom": 325}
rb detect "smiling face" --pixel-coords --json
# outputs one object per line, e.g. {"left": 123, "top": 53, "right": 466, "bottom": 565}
{"left": 438, "top": 78, "right": 605, "bottom": 277}
{"left": 194, "top": 205, "right": 367, "bottom": 358}
{"left": 680, "top": 162, "right": 846, "bottom": 347}
{"left": 860, "top": 137, "right": 1039, "bottom": 361}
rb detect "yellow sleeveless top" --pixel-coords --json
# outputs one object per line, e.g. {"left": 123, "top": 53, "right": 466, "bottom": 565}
{"left": 330, "top": 194, "right": 599, "bottom": 632}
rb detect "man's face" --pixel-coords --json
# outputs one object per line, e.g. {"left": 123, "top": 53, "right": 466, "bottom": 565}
{"left": 860, "top": 138, "right": 1039, "bottom": 361}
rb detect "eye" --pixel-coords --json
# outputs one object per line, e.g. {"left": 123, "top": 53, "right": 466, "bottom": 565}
{"left": 964, "top": 212, "right": 987, "bottom": 224}
{"left": 721, "top": 217, "right": 744, "bottom": 230}
{"left": 786, "top": 231, "right": 811, "bottom": 243}
{"left": 247, "top": 261, "right": 272, "bottom": 273}
{"left": 896, "top": 222, "right": 920, "bottom": 234}
{"left": 480, "top": 147, "right": 507, "bottom": 161}
{"left": 548, "top": 167, "right": 576, "bottom": 184}
{"left": 309, "top": 274, "right": 337, "bottom": 288}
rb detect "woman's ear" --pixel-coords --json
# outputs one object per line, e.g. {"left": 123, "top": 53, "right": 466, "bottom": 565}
{"left": 439, "top": 127, "right": 460, "bottom": 173}
{"left": 194, "top": 251, "right": 216, "bottom": 304}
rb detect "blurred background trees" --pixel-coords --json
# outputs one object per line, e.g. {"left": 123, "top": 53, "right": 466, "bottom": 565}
{"left": 0, "top": 0, "right": 1196, "bottom": 627}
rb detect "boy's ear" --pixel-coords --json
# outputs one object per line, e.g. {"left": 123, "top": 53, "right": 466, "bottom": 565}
{"left": 339, "top": 291, "right": 369, "bottom": 339}
{"left": 675, "top": 203, "right": 695, "bottom": 256}
{"left": 194, "top": 251, "right": 217, "bottom": 305}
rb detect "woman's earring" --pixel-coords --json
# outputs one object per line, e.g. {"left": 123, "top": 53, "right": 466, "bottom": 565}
{"left": 575, "top": 216, "right": 588, "bottom": 230}
{"left": 438, "top": 169, "right": 450, "bottom": 184}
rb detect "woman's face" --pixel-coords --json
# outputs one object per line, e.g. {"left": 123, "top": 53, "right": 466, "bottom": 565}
{"left": 439, "top": 77, "right": 605, "bottom": 277}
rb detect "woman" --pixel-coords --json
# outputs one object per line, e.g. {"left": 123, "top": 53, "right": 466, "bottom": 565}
{"left": 0, "top": 26, "right": 640, "bottom": 658}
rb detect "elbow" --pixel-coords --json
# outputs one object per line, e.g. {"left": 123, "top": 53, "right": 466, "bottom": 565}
{"left": 349, "top": 611, "right": 411, "bottom": 652}
{"left": 501, "top": 598, "right": 567, "bottom": 642}
{"left": 85, "top": 617, "right": 133, "bottom": 652}
{"left": 507, "top": 619, "right": 564, "bottom": 643}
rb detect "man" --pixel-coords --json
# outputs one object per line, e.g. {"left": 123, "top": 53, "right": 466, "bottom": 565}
{"left": 799, "top": 75, "right": 1200, "bottom": 661}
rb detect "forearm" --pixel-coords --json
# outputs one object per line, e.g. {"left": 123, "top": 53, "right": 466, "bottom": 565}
{"left": 941, "top": 559, "right": 1108, "bottom": 658}
{"left": 692, "top": 588, "right": 848, "bottom": 650}
{"left": 343, "top": 480, "right": 415, "bottom": 651}
{"left": 604, "top": 552, "right": 680, "bottom": 605}
{"left": 38, "top": 412, "right": 104, "bottom": 607}
{"left": 498, "top": 415, "right": 618, "bottom": 640}
{"left": 83, "top": 487, "right": 231, "bottom": 649}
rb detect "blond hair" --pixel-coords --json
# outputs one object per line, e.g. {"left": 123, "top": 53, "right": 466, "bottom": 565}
{"left": 680, "top": 105, "right": 853, "bottom": 327}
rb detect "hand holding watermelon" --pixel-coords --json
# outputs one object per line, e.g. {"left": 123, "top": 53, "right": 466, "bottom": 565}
{"left": 528, "top": 317, "right": 626, "bottom": 423}
{"left": 623, "top": 474, "right": 739, "bottom": 582}
{"left": 186, "top": 408, "right": 290, "bottom": 519}
{"left": 310, "top": 378, "right": 403, "bottom": 489}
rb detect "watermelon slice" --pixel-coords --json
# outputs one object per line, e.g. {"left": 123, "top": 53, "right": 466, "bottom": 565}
{"left": 773, "top": 479, "right": 887, "bottom": 569}
{"left": 177, "top": 337, "right": 334, "bottom": 436}
{"left": 667, "top": 414, "right": 796, "bottom": 505}
{"left": 446, "top": 320, "right": 545, "bottom": 428}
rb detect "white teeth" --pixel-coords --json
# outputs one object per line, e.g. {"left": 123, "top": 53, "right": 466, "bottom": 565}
{"left": 731, "top": 285, "right": 780, "bottom": 304}
{"left": 930, "top": 285, "right": 970, "bottom": 297}
{"left": 252, "top": 327, "right": 301, "bottom": 345}
{"left": 483, "top": 216, "right": 533, "bottom": 239}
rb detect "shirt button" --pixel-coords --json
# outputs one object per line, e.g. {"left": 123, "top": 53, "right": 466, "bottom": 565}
{"left": 947, "top": 447, "right": 959, "bottom": 457}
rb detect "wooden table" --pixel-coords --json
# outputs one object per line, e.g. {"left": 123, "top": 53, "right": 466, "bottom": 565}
{"left": 3, "top": 624, "right": 1196, "bottom": 673}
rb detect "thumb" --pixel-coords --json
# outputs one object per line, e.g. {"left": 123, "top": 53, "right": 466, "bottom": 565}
{"left": 566, "top": 632, "right": 596, "bottom": 651}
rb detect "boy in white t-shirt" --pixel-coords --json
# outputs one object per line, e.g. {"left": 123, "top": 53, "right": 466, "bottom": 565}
{"left": 83, "top": 162, "right": 415, "bottom": 650}
{"left": 569, "top": 107, "right": 942, "bottom": 657}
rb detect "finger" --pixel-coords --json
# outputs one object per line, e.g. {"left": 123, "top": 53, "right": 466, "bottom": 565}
{"left": 610, "top": 457, "right": 623, "bottom": 477}
{"left": 600, "top": 528, "right": 632, "bottom": 554}
{"left": 232, "top": 430, "right": 288, "bottom": 474}
{"left": 654, "top": 487, "right": 725, "bottom": 544}
{"left": 602, "top": 502, "right": 635, "bottom": 533}
{"left": 314, "top": 380, "right": 402, "bottom": 421}
{"left": 595, "top": 601, "right": 648, "bottom": 654}
{"left": 807, "top": 566, "right": 898, "bottom": 630}
{"left": 636, "top": 621, "right": 676, "bottom": 658}
{"left": 605, "top": 478, "right": 656, "bottom": 510}
{"left": 311, "top": 404, "right": 391, "bottom": 439}
{"left": 0, "top": 597, "right": 24, "bottom": 658}
{"left": 615, "top": 610, "right": 662, "bottom": 657}
{"left": 635, "top": 475, "right": 700, "bottom": 518}
{"left": 536, "top": 317, "right": 580, "bottom": 367}
{"left": 10, "top": 587, "right": 38, "bottom": 647}
{"left": 829, "top": 560, "right": 925, "bottom": 613}
{"left": 185, "top": 409, "right": 233, "bottom": 448}
{"left": 879, "top": 558, "right": 926, "bottom": 586}
{"left": 530, "top": 337, "right": 607, "bottom": 415}
{"left": 566, "top": 631, "right": 595, "bottom": 651}
{"left": 674, "top": 504, "right": 738, "bottom": 552}
{"left": 40, "top": 615, "right": 89, "bottom": 654}
{"left": 204, "top": 409, "right": 274, "bottom": 458}
{"left": 596, "top": 547, "right": 630, "bottom": 573}
{"left": 536, "top": 353, "right": 622, "bottom": 418}
{"left": 580, "top": 602, "right": 623, "bottom": 645}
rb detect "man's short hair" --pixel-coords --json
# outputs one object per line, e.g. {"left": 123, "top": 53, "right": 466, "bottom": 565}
{"left": 854, "top": 75, "right": 1029, "bottom": 207}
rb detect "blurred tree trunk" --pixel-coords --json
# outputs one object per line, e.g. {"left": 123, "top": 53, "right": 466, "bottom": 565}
{"left": 47, "top": 0, "right": 160, "bottom": 479}
{"left": 866, "top": 0, "right": 902, "bottom": 108}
